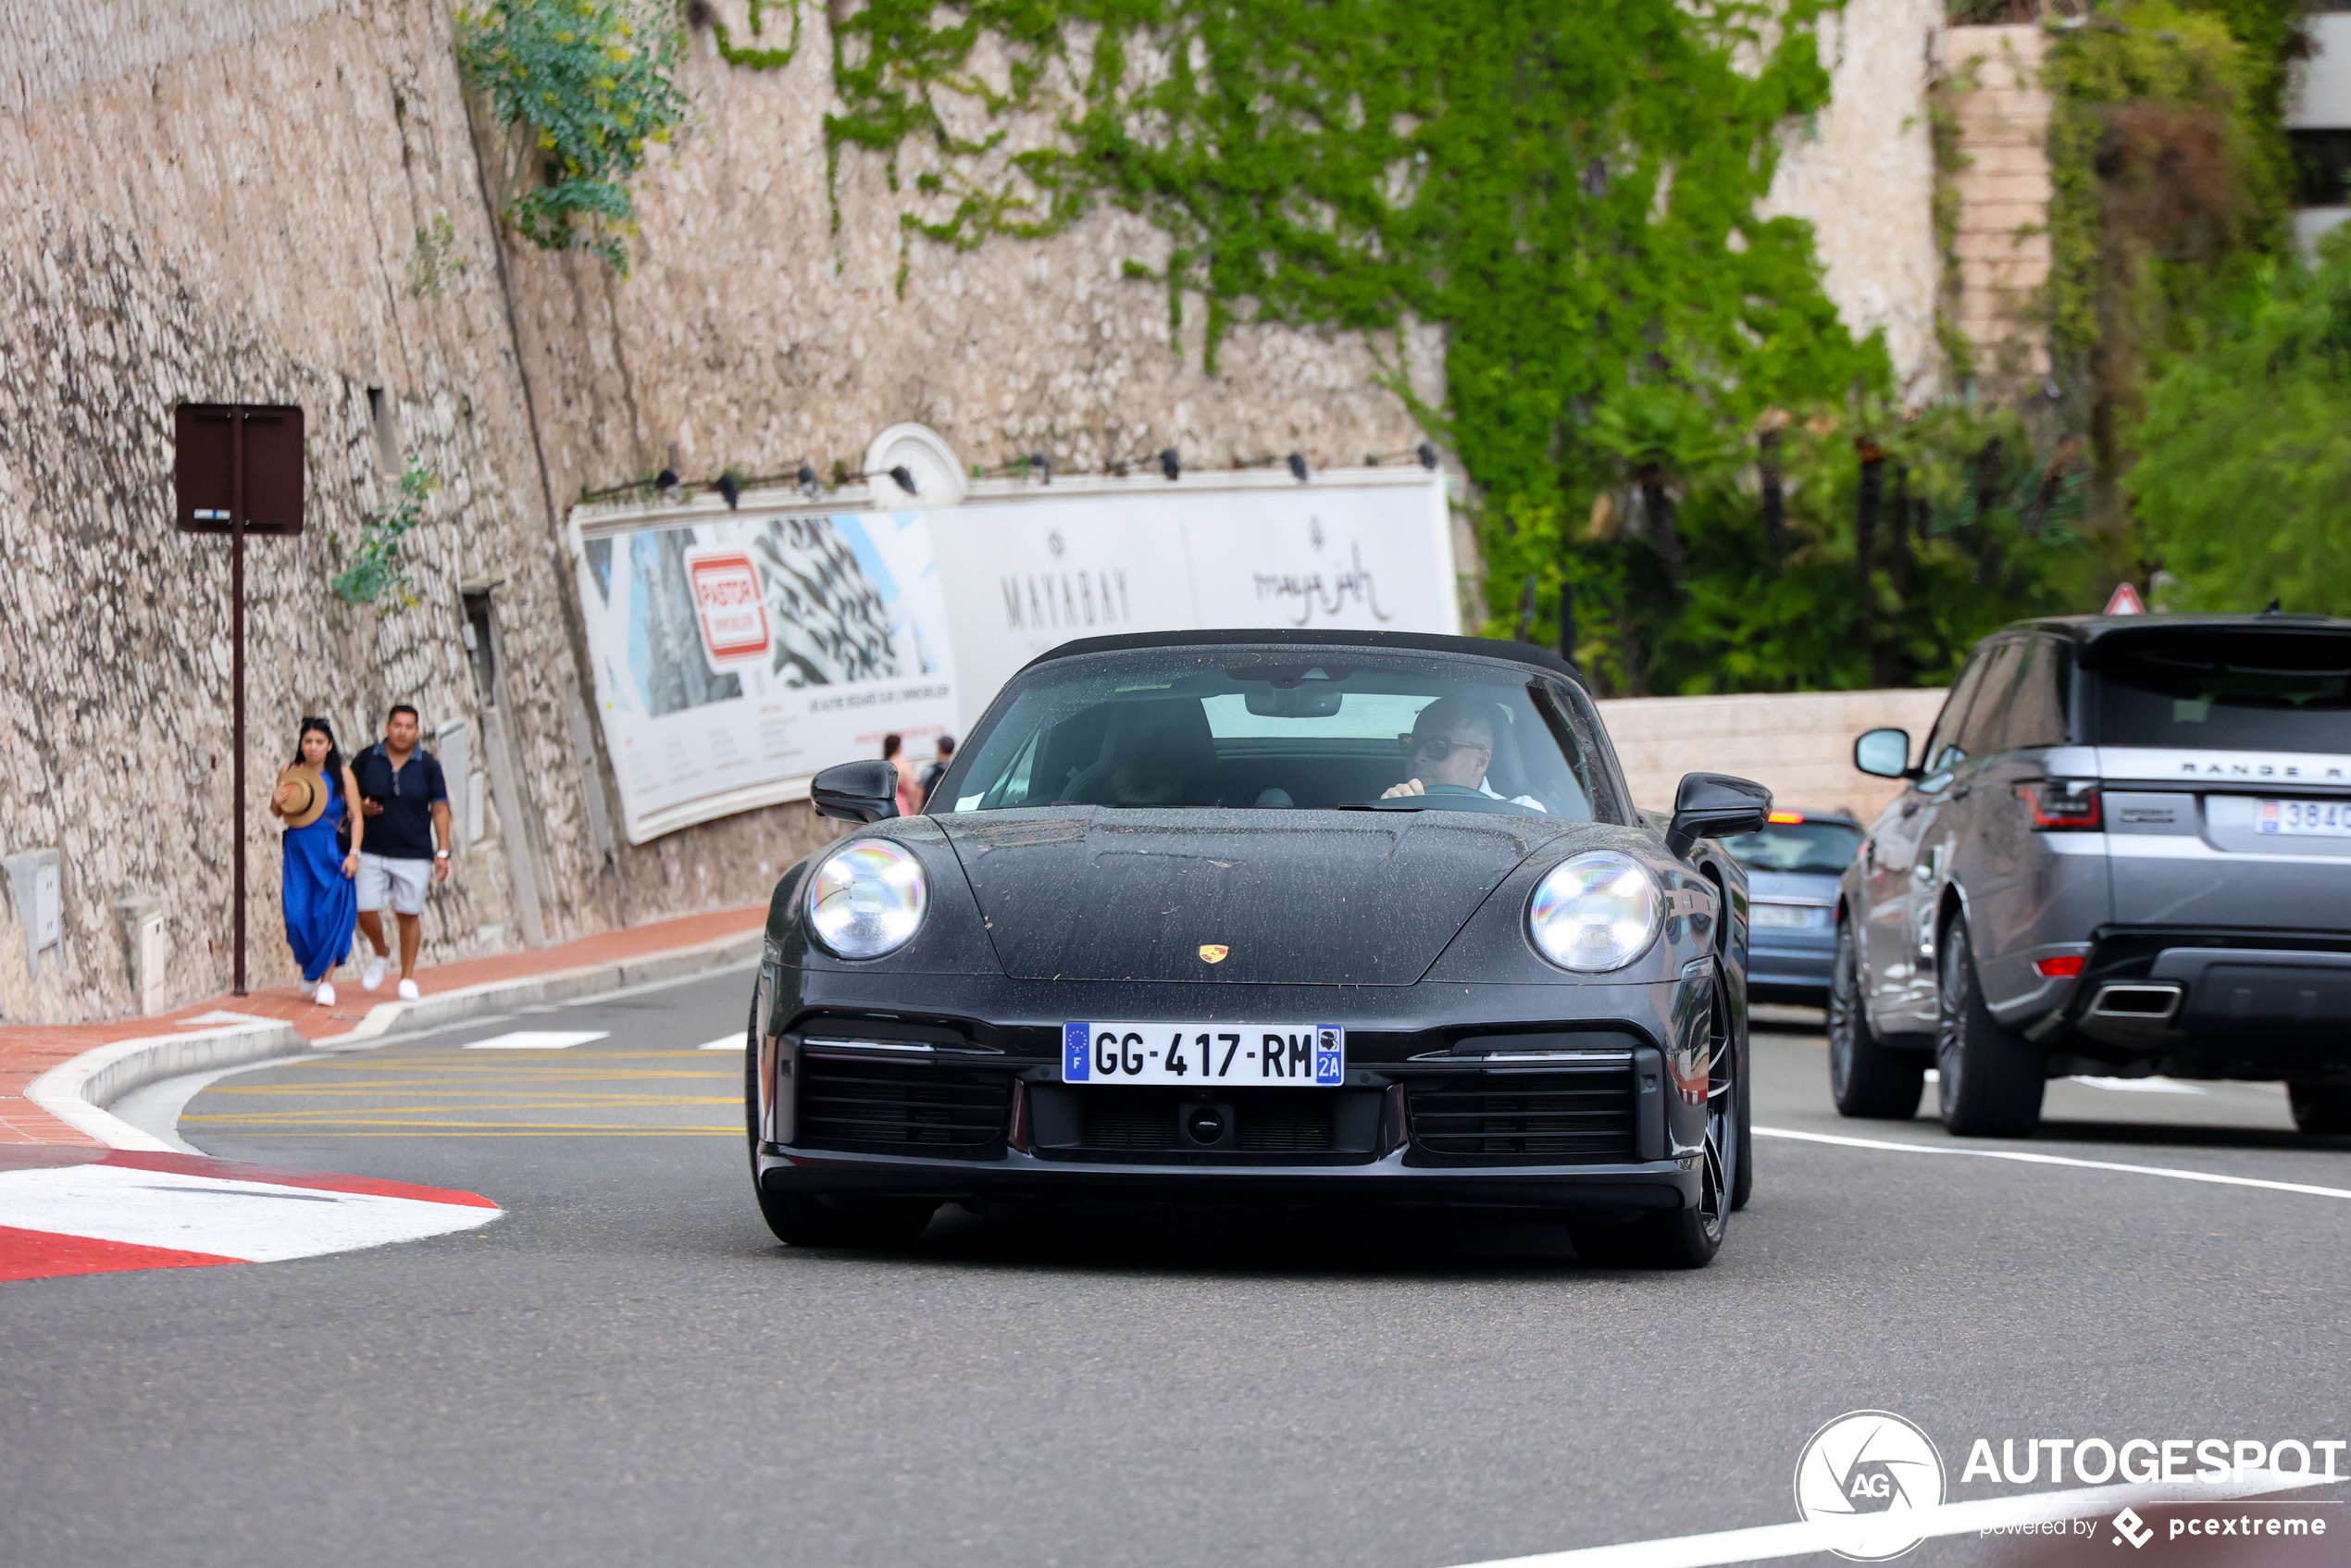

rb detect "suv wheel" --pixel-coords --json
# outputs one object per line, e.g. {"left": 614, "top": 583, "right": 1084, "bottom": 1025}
{"left": 1829, "top": 919, "right": 1925, "bottom": 1119}
{"left": 1934, "top": 918, "right": 2045, "bottom": 1138}
{"left": 2288, "top": 1081, "right": 2351, "bottom": 1136}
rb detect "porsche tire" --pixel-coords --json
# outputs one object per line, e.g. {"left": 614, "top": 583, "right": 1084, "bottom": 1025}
{"left": 1829, "top": 919, "right": 1925, "bottom": 1120}
{"left": 1569, "top": 1205, "right": 1722, "bottom": 1270}
{"left": 1729, "top": 1000, "right": 1754, "bottom": 1213}
{"left": 2288, "top": 1081, "right": 2351, "bottom": 1136}
{"left": 1935, "top": 917, "right": 2045, "bottom": 1139}
{"left": 757, "top": 1189, "right": 939, "bottom": 1249}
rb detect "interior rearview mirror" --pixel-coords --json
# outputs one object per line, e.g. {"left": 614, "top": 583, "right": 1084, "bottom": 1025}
{"left": 1665, "top": 772, "right": 1772, "bottom": 858}
{"left": 812, "top": 759, "right": 901, "bottom": 824}
{"left": 1853, "top": 728, "right": 1914, "bottom": 780}
{"left": 1243, "top": 685, "right": 1344, "bottom": 718}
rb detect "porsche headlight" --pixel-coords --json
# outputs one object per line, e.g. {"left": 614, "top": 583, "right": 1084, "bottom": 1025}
{"left": 1527, "top": 852, "right": 1662, "bottom": 972}
{"left": 804, "top": 840, "right": 927, "bottom": 959}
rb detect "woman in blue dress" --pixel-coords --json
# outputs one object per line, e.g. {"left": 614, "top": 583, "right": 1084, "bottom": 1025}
{"left": 270, "top": 716, "right": 363, "bottom": 1005}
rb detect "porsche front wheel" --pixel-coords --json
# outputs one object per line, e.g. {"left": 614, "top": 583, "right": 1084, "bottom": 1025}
{"left": 1571, "top": 997, "right": 1731, "bottom": 1268}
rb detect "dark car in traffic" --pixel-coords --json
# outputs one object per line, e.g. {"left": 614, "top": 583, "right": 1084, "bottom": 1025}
{"left": 746, "top": 629, "right": 1772, "bottom": 1266}
{"left": 1830, "top": 612, "right": 2351, "bottom": 1138}
{"left": 1718, "top": 810, "right": 1862, "bottom": 1006}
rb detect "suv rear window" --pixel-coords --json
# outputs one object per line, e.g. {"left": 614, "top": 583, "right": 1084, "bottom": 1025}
{"left": 2093, "top": 630, "right": 2351, "bottom": 753}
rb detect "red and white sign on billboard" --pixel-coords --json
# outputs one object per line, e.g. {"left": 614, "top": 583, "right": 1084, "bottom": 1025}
{"left": 684, "top": 548, "right": 770, "bottom": 667}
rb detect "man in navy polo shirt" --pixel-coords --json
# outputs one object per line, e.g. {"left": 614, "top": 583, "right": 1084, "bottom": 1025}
{"left": 350, "top": 703, "right": 451, "bottom": 1001}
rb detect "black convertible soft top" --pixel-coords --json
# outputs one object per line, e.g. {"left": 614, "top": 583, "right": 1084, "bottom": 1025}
{"left": 1023, "top": 628, "right": 1588, "bottom": 691}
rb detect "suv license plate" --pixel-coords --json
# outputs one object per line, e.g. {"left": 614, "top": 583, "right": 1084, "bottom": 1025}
{"left": 2257, "top": 800, "right": 2351, "bottom": 838}
{"left": 1063, "top": 1024, "right": 1344, "bottom": 1087}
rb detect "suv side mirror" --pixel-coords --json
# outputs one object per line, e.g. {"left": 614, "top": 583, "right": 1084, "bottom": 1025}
{"left": 1853, "top": 727, "right": 1917, "bottom": 780}
{"left": 1666, "top": 772, "right": 1772, "bottom": 858}
{"left": 813, "top": 760, "right": 901, "bottom": 824}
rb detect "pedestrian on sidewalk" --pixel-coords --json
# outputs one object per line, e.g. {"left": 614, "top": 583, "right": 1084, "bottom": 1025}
{"left": 882, "top": 732, "right": 923, "bottom": 816}
{"left": 350, "top": 703, "right": 451, "bottom": 1002}
{"left": 917, "top": 733, "right": 955, "bottom": 805}
{"left": 269, "top": 717, "right": 361, "bottom": 1006}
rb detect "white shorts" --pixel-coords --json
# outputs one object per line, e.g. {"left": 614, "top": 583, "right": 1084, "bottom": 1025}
{"left": 355, "top": 852, "right": 432, "bottom": 916}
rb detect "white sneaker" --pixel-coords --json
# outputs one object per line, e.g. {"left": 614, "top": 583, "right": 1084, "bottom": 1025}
{"left": 397, "top": 978, "right": 420, "bottom": 1001}
{"left": 314, "top": 980, "right": 337, "bottom": 1006}
{"left": 362, "top": 955, "right": 387, "bottom": 992}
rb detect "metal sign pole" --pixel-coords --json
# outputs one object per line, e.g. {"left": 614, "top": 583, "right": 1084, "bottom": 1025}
{"left": 231, "top": 409, "right": 247, "bottom": 996}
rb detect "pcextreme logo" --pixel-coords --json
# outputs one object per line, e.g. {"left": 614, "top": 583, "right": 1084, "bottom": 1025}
{"left": 1794, "top": 1411, "right": 1949, "bottom": 1561}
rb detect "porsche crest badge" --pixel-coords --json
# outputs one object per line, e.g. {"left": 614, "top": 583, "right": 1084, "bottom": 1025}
{"left": 1197, "top": 944, "right": 1230, "bottom": 964}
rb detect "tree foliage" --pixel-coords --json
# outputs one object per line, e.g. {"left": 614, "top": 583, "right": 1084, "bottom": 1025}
{"left": 2129, "top": 233, "right": 2351, "bottom": 616}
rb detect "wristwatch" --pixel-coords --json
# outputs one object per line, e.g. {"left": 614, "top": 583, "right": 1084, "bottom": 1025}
{"left": 435, "top": 851, "right": 450, "bottom": 860}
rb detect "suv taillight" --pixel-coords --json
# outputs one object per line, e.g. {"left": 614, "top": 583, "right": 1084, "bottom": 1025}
{"left": 2017, "top": 779, "right": 2101, "bottom": 830}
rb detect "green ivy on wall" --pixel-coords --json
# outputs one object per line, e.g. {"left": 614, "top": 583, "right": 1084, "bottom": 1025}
{"left": 456, "top": 0, "right": 689, "bottom": 275}
{"left": 333, "top": 459, "right": 436, "bottom": 608}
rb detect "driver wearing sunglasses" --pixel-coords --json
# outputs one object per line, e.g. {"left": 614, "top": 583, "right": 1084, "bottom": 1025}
{"left": 1381, "top": 695, "right": 1548, "bottom": 810}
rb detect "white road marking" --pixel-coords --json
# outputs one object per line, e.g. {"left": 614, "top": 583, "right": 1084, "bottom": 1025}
{"left": 461, "top": 1030, "right": 610, "bottom": 1051}
{"left": 2069, "top": 1075, "right": 2206, "bottom": 1094}
{"left": 1756, "top": 1126, "right": 2351, "bottom": 1201}
{"left": 0, "top": 1164, "right": 498, "bottom": 1262}
{"left": 695, "top": 1034, "right": 746, "bottom": 1051}
{"left": 1445, "top": 1468, "right": 2332, "bottom": 1568}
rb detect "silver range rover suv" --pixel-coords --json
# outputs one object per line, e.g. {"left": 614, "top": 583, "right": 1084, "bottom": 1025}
{"left": 1829, "top": 612, "right": 2351, "bottom": 1139}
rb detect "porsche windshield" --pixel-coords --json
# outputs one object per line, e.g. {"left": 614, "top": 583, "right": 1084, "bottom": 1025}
{"left": 944, "top": 650, "right": 1612, "bottom": 819}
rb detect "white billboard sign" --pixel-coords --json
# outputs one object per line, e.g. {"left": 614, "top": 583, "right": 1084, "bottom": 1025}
{"left": 569, "top": 507, "right": 958, "bottom": 844}
{"left": 569, "top": 467, "right": 1453, "bottom": 843}
{"left": 928, "top": 470, "right": 1456, "bottom": 731}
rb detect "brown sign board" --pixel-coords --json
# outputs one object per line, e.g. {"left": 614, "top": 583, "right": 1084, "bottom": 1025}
{"left": 175, "top": 403, "right": 305, "bottom": 534}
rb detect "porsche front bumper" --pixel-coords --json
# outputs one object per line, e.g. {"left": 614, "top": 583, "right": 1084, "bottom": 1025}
{"left": 753, "top": 970, "right": 1718, "bottom": 1213}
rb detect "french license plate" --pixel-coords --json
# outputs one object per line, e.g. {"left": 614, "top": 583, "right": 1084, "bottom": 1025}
{"left": 2257, "top": 800, "right": 2351, "bottom": 838}
{"left": 1751, "top": 902, "right": 1824, "bottom": 929}
{"left": 1063, "top": 1023, "right": 1345, "bottom": 1087}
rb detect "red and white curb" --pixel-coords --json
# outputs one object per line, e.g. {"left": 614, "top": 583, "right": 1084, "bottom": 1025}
{"left": 0, "top": 1151, "right": 499, "bottom": 1282}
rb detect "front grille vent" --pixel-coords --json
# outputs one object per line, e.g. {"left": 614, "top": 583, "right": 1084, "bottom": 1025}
{"left": 797, "top": 1052, "right": 1010, "bottom": 1153}
{"left": 1408, "top": 1069, "right": 1636, "bottom": 1161}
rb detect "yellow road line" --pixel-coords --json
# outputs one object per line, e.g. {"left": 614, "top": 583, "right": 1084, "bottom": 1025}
{"left": 202, "top": 1088, "right": 738, "bottom": 1101}
{"left": 187, "top": 1101, "right": 735, "bottom": 1122}
{"left": 196, "top": 1127, "right": 741, "bottom": 1138}
{"left": 182, "top": 1115, "right": 738, "bottom": 1128}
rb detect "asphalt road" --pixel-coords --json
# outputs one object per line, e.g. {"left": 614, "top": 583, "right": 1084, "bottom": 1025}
{"left": 5, "top": 969, "right": 2348, "bottom": 1568}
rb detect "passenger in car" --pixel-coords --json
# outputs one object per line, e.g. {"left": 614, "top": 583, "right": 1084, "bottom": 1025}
{"left": 1383, "top": 695, "right": 1547, "bottom": 811}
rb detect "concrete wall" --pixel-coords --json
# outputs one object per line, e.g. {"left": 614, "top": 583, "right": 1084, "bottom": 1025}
{"left": 1935, "top": 25, "right": 2054, "bottom": 390}
{"left": 0, "top": 0, "right": 1441, "bottom": 1023}
{"left": 1767, "top": 0, "right": 1949, "bottom": 401}
{"left": 1596, "top": 688, "right": 1953, "bottom": 822}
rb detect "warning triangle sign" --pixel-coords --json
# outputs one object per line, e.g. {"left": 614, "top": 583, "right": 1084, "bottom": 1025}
{"left": 2103, "top": 581, "right": 2147, "bottom": 616}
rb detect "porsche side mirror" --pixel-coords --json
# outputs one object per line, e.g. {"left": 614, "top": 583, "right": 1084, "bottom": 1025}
{"left": 813, "top": 760, "right": 902, "bottom": 824}
{"left": 1853, "top": 727, "right": 1919, "bottom": 780}
{"left": 1665, "top": 772, "right": 1771, "bottom": 858}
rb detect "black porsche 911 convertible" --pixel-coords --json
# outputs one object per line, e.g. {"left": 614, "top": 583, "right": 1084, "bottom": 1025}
{"left": 746, "top": 629, "right": 1770, "bottom": 1266}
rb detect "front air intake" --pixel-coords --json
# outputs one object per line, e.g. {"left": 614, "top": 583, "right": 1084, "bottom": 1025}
{"left": 1408, "top": 1067, "right": 1638, "bottom": 1161}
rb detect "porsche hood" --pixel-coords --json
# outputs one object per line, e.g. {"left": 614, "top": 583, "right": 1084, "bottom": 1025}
{"left": 937, "top": 808, "right": 1572, "bottom": 984}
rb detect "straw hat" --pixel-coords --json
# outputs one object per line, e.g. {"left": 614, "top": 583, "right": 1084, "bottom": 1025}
{"left": 273, "top": 766, "right": 329, "bottom": 830}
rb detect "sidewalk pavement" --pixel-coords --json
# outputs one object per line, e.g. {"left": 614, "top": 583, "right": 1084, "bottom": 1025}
{"left": 0, "top": 905, "right": 767, "bottom": 1147}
